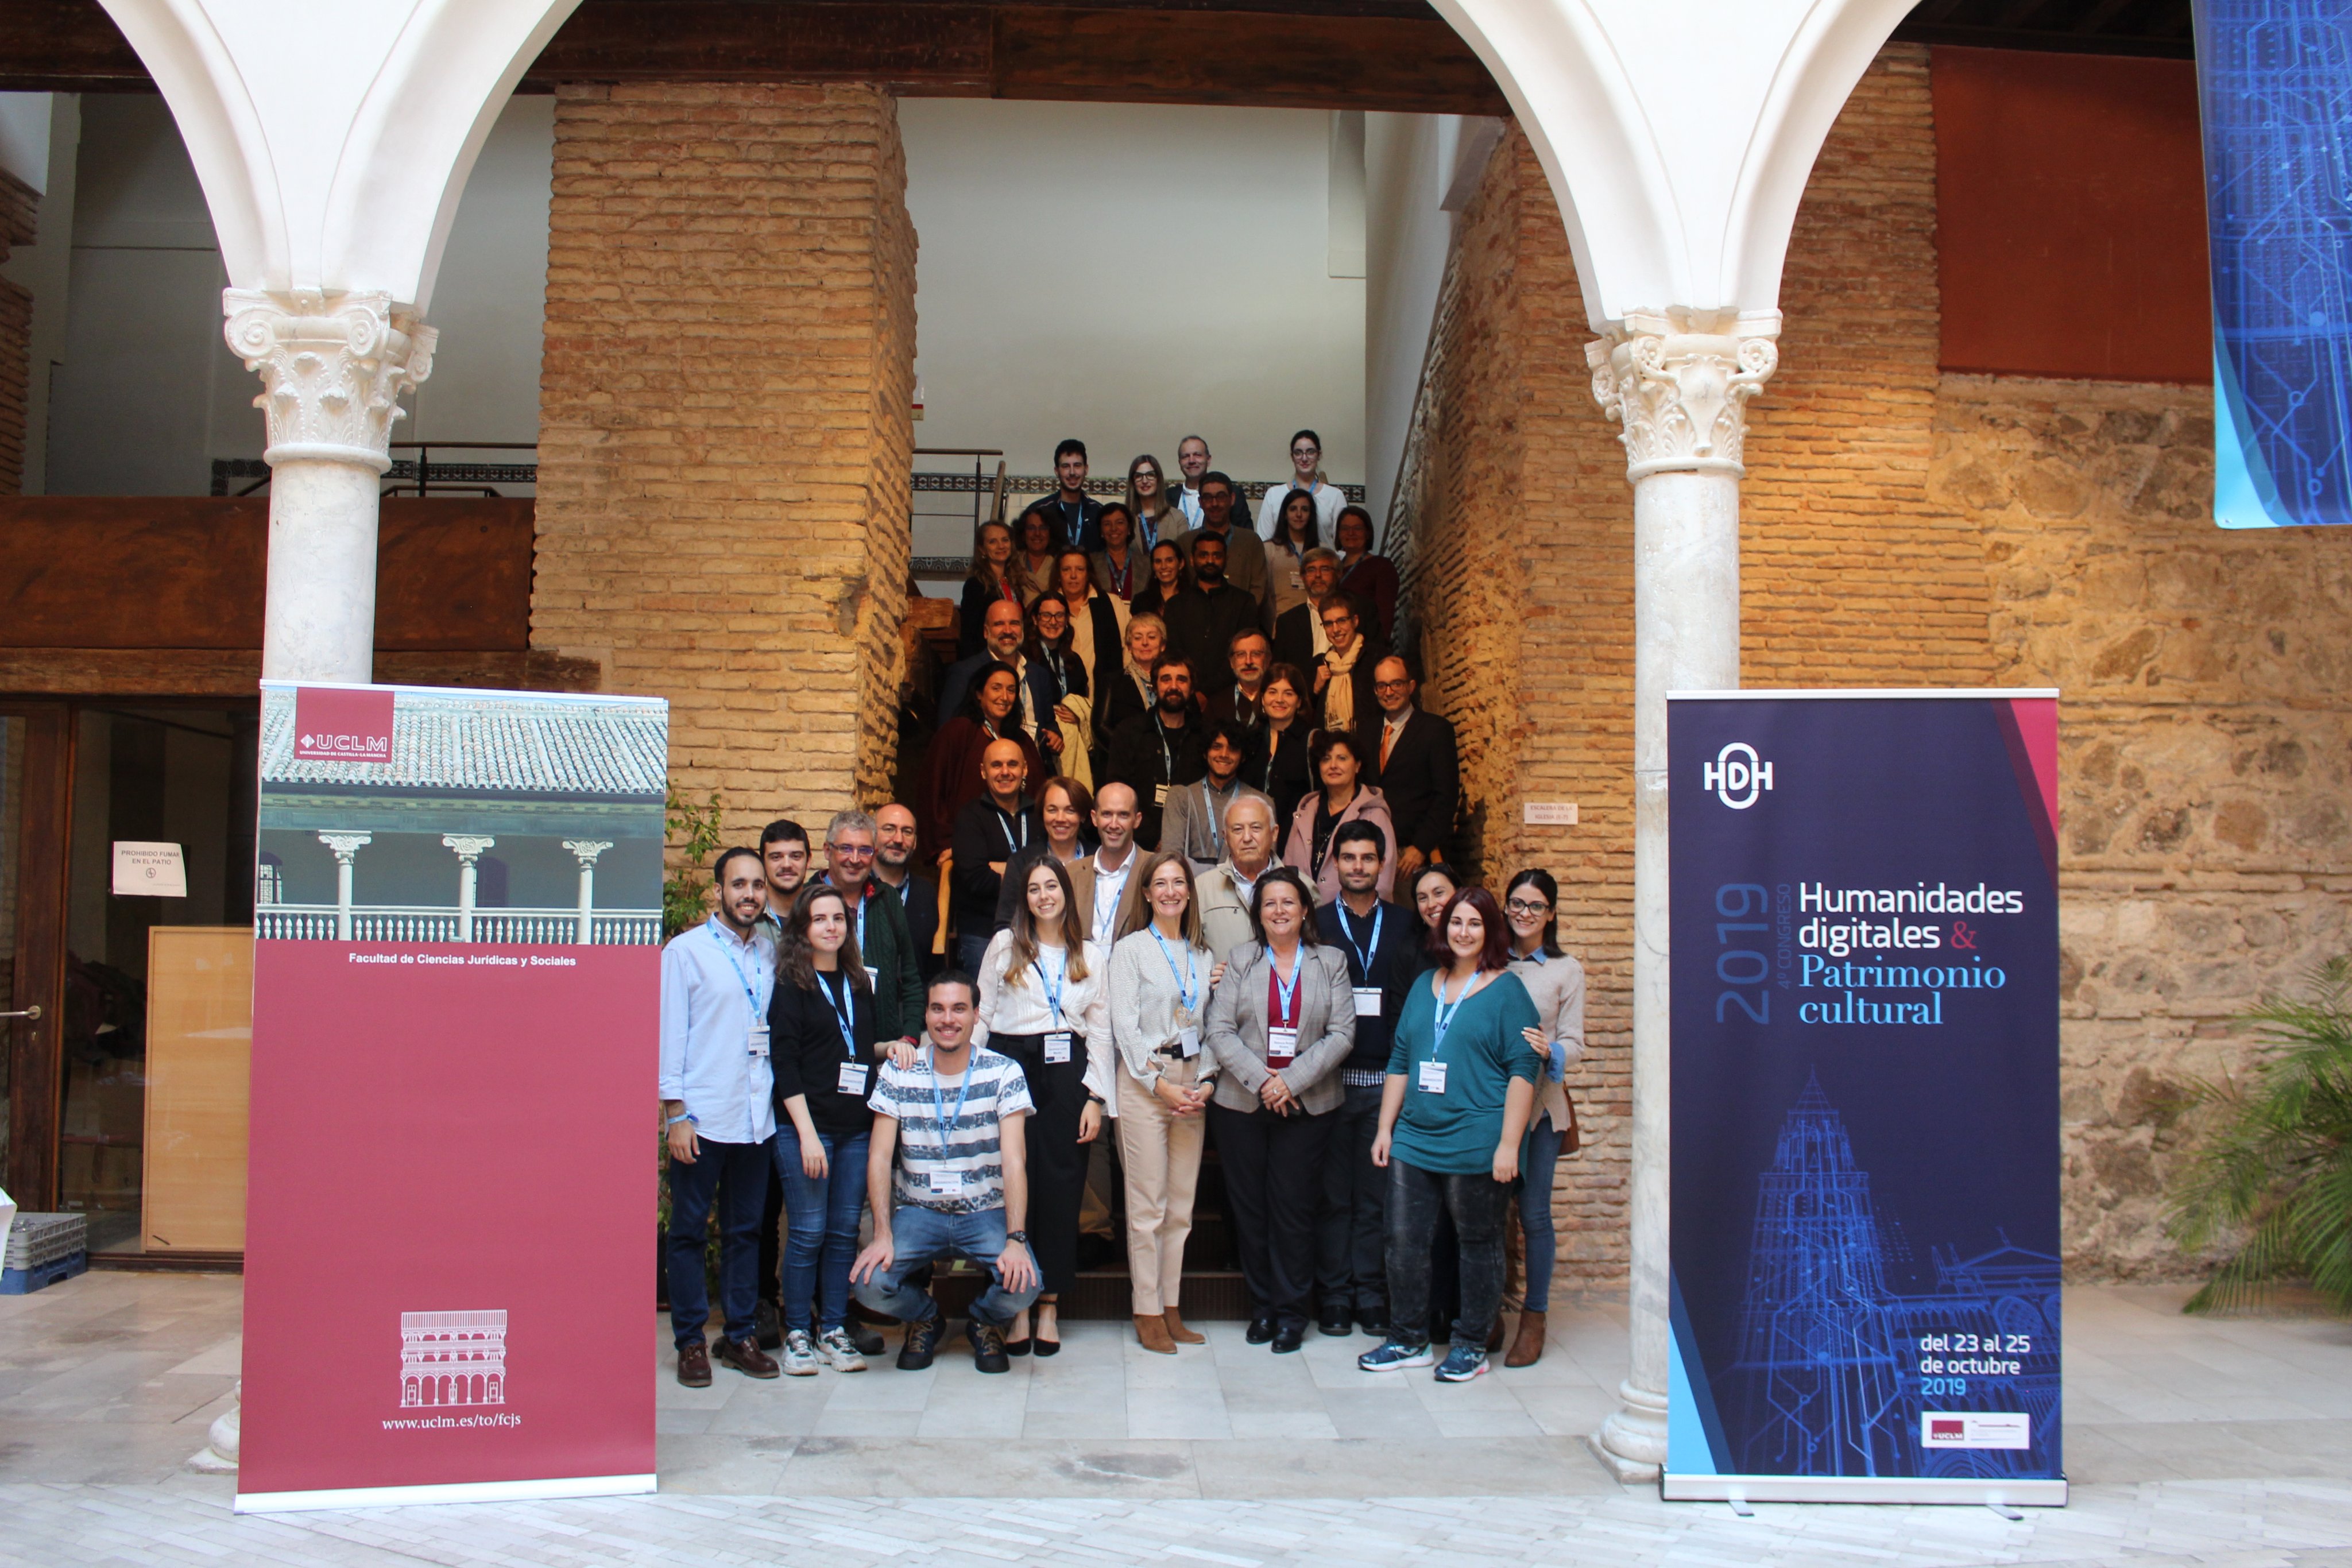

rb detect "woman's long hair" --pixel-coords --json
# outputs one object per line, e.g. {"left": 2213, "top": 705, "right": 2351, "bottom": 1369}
{"left": 1116, "top": 849, "right": 1205, "bottom": 947}
{"left": 778, "top": 882, "right": 871, "bottom": 994}
{"left": 1127, "top": 454, "right": 1172, "bottom": 529}
{"left": 968, "top": 519, "right": 1013, "bottom": 594}
{"left": 1025, "top": 592, "right": 1076, "bottom": 667}
{"left": 1408, "top": 864, "right": 1460, "bottom": 930}
{"left": 960, "top": 659, "right": 1027, "bottom": 745}
{"left": 1006, "top": 854, "right": 1092, "bottom": 988}
{"left": 1505, "top": 868, "right": 1564, "bottom": 959}
{"left": 1426, "top": 885, "right": 1512, "bottom": 974}
{"left": 1272, "top": 488, "right": 1321, "bottom": 555}
{"left": 1248, "top": 866, "right": 1321, "bottom": 949}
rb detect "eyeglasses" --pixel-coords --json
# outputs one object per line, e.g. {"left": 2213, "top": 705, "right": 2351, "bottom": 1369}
{"left": 1505, "top": 899, "right": 1550, "bottom": 916}
{"left": 1372, "top": 679, "right": 1411, "bottom": 692}
{"left": 831, "top": 843, "right": 876, "bottom": 859}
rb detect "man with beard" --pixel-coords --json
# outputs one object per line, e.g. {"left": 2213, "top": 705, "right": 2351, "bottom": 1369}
{"left": 1107, "top": 653, "right": 1209, "bottom": 852}
{"left": 1161, "top": 532, "right": 1262, "bottom": 699}
{"left": 1175, "top": 471, "right": 1271, "bottom": 624}
{"left": 872, "top": 803, "right": 939, "bottom": 979}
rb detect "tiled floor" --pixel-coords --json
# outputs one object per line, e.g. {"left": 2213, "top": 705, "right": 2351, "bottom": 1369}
{"left": 6, "top": 1271, "right": 2352, "bottom": 1565}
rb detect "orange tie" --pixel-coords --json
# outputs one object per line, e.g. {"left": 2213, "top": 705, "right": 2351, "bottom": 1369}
{"left": 1380, "top": 721, "right": 1397, "bottom": 771}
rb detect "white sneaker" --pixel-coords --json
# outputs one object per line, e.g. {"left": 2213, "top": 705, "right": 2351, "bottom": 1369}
{"left": 779, "top": 1329, "right": 820, "bottom": 1376}
{"left": 816, "top": 1327, "right": 868, "bottom": 1373}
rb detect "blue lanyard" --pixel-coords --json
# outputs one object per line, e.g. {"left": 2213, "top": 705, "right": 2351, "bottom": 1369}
{"left": 707, "top": 921, "right": 771, "bottom": 1017}
{"left": 1339, "top": 904, "right": 1384, "bottom": 982}
{"left": 1270, "top": 947, "right": 1302, "bottom": 1026}
{"left": 1151, "top": 927, "right": 1198, "bottom": 1013}
{"left": 1037, "top": 945, "right": 1067, "bottom": 1028}
{"left": 996, "top": 807, "right": 1028, "bottom": 855}
{"left": 1431, "top": 971, "right": 1480, "bottom": 1058}
{"left": 927, "top": 1048, "right": 976, "bottom": 1147}
{"left": 853, "top": 891, "right": 867, "bottom": 954}
{"left": 817, "top": 969, "right": 858, "bottom": 1059}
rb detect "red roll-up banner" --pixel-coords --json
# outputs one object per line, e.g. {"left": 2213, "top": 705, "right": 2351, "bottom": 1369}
{"left": 238, "top": 682, "right": 667, "bottom": 1512}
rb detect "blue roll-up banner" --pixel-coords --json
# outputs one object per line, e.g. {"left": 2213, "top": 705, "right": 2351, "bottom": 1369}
{"left": 1664, "top": 690, "right": 2064, "bottom": 1507}
{"left": 2195, "top": 0, "right": 2352, "bottom": 528}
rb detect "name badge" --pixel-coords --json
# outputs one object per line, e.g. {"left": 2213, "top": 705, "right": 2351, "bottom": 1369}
{"left": 1417, "top": 1059, "right": 1448, "bottom": 1094}
{"left": 747, "top": 1022, "right": 771, "bottom": 1058}
{"left": 864, "top": 966, "right": 880, "bottom": 989}
{"left": 1154, "top": 783, "right": 1170, "bottom": 806}
{"left": 1353, "top": 986, "right": 1382, "bottom": 1018}
{"left": 927, "top": 1169, "right": 969, "bottom": 1196}
{"left": 1178, "top": 1025, "right": 1202, "bottom": 1058}
{"left": 1267, "top": 1027, "right": 1298, "bottom": 1065}
{"left": 837, "top": 1061, "right": 870, "bottom": 1096}
{"left": 1044, "top": 1031, "right": 1074, "bottom": 1064}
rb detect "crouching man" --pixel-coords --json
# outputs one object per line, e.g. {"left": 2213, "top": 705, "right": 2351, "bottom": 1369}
{"left": 852, "top": 971, "right": 1042, "bottom": 1373}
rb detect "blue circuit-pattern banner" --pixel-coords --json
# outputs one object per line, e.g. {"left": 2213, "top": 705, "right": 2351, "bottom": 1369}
{"left": 1665, "top": 691, "right": 2064, "bottom": 1506}
{"left": 2195, "top": 0, "right": 2352, "bottom": 528}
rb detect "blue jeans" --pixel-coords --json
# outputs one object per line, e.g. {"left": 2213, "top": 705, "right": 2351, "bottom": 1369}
{"left": 775, "top": 1125, "right": 870, "bottom": 1334}
{"left": 666, "top": 1134, "right": 773, "bottom": 1349}
{"left": 1518, "top": 1111, "right": 1565, "bottom": 1312}
{"left": 954, "top": 932, "right": 993, "bottom": 974}
{"left": 853, "top": 1203, "right": 1040, "bottom": 1329}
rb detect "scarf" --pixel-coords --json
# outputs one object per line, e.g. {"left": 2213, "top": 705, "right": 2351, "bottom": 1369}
{"left": 1322, "top": 635, "right": 1364, "bottom": 732}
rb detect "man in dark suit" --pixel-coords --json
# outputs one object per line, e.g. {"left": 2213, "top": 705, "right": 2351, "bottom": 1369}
{"left": 1272, "top": 548, "right": 1341, "bottom": 673}
{"left": 875, "top": 803, "right": 942, "bottom": 979}
{"left": 937, "top": 597, "right": 1028, "bottom": 730}
{"left": 1363, "top": 655, "right": 1460, "bottom": 879}
{"left": 1160, "top": 532, "right": 1261, "bottom": 698}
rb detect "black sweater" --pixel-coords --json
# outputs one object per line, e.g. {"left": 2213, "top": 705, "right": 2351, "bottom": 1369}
{"left": 768, "top": 968, "right": 881, "bottom": 1139}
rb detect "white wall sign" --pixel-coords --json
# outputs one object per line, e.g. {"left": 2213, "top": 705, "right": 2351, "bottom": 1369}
{"left": 1523, "top": 802, "right": 1579, "bottom": 826}
{"left": 112, "top": 841, "right": 187, "bottom": 897}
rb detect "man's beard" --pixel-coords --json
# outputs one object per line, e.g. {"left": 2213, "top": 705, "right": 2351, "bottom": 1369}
{"left": 1158, "top": 697, "right": 1189, "bottom": 717}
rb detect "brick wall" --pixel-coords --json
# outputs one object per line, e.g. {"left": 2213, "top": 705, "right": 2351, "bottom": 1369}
{"left": 1390, "top": 44, "right": 2352, "bottom": 1284}
{"left": 535, "top": 82, "right": 916, "bottom": 847}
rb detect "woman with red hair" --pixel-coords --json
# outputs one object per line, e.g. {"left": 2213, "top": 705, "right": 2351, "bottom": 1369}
{"left": 1359, "top": 885, "right": 1539, "bottom": 1384}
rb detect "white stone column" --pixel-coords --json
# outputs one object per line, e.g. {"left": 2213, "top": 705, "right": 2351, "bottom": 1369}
{"left": 318, "top": 832, "right": 372, "bottom": 940}
{"left": 1584, "top": 307, "right": 1778, "bottom": 1482}
{"left": 563, "top": 841, "right": 612, "bottom": 944}
{"left": 443, "top": 835, "right": 496, "bottom": 942}
{"left": 225, "top": 290, "right": 437, "bottom": 684}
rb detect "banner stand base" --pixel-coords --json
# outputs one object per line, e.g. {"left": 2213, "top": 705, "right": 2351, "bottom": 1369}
{"left": 235, "top": 1473, "right": 657, "bottom": 1514}
{"left": 1662, "top": 1474, "right": 2067, "bottom": 1508}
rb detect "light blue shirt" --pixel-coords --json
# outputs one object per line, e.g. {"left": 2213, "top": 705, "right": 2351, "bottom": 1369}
{"left": 658, "top": 916, "right": 779, "bottom": 1145}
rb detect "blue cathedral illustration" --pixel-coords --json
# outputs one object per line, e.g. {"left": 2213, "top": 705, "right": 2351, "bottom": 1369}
{"left": 1728, "top": 1077, "right": 2061, "bottom": 1478}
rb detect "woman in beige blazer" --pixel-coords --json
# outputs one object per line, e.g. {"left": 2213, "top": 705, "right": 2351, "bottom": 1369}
{"left": 1204, "top": 866, "right": 1355, "bottom": 1352}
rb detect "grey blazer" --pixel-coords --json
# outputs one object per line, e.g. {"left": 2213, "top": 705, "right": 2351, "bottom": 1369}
{"left": 1203, "top": 940, "right": 1356, "bottom": 1116}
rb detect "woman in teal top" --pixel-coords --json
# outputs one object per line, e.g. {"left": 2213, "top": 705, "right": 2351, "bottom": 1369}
{"left": 1360, "top": 885, "right": 1539, "bottom": 1383}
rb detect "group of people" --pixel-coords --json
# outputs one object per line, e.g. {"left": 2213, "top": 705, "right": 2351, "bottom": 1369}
{"left": 656, "top": 432, "right": 1580, "bottom": 1389}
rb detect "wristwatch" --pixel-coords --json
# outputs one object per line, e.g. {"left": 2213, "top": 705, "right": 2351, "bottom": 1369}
{"left": 1005, "top": 1229, "right": 1030, "bottom": 1244}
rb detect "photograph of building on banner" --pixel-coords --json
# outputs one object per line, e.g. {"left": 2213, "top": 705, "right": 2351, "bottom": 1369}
{"left": 1664, "top": 691, "right": 2064, "bottom": 1508}
{"left": 255, "top": 686, "right": 666, "bottom": 946}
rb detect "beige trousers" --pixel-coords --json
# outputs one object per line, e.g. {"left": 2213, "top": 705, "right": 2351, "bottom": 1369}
{"left": 1115, "top": 1055, "right": 1208, "bottom": 1315}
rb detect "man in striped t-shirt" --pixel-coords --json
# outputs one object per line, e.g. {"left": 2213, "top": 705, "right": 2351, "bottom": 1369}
{"left": 853, "top": 971, "right": 1040, "bottom": 1373}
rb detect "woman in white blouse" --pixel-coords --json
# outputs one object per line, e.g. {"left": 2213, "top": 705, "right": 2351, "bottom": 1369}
{"left": 1107, "top": 850, "right": 1227, "bottom": 1354}
{"left": 1500, "top": 868, "right": 1584, "bottom": 1369}
{"left": 979, "top": 857, "right": 1113, "bottom": 1356}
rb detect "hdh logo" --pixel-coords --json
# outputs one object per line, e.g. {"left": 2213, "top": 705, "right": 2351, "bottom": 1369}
{"left": 1703, "top": 741, "right": 1773, "bottom": 808}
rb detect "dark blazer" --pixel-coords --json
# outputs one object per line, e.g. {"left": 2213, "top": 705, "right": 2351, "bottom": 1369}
{"left": 1272, "top": 601, "right": 1317, "bottom": 675}
{"left": 1316, "top": 898, "right": 1422, "bottom": 1074}
{"left": 1364, "top": 707, "right": 1460, "bottom": 858}
{"left": 883, "top": 872, "right": 942, "bottom": 978}
{"left": 768, "top": 969, "right": 880, "bottom": 1140}
{"left": 1095, "top": 660, "right": 1154, "bottom": 750}
{"left": 1107, "top": 710, "right": 1209, "bottom": 851}
{"left": 1312, "top": 636, "right": 1390, "bottom": 742}
{"left": 958, "top": 573, "right": 1021, "bottom": 661}
{"left": 938, "top": 652, "right": 1071, "bottom": 740}
{"left": 1337, "top": 553, "right": 1401, "bottom": 642}
{"left": 1162, "top": 582, "right": 1262, "bottom": 696}
{"left": 949, "top": 796, "right": 1044, "bottom": 943}
{"left": 1073, "top": 594, "right": 1122, "bottom": 698}
{"left": 1248, "top": 720, "right": 1316, "bottom": 843}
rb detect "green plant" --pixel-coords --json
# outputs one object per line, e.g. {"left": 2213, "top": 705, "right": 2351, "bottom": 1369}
{"left": 663, "top": 785, "right": 726, "bottom": 939}
{"left": 2168, "top": 957, "right": 2352, "bottom": 1314}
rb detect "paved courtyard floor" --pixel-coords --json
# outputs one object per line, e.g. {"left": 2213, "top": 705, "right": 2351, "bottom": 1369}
{"left": 4, "top": 1270, "right": 2351, "bottom": 1565}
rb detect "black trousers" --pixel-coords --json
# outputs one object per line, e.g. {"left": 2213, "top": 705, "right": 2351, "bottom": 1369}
{"left": 1211, "top": 1099, "right": 1335, "bottom": 1327}
{"left": 1314, "top": 1081, "right": 1388, "bottom": 1315}
{"left": 757, "top": 1163, "right": 785, "bottom": 1306}
{"left": 992, "top": 1032, "right": 1090, "bottom": 1295}
{"left": 1385, "top": 1156, "right": 1510, "bottom": 1348}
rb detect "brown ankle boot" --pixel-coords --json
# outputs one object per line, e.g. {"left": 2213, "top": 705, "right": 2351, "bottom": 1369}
{"left": 1135, "top": 1313, "right": 1177, "bottom": 1354}
{"left": 1162, "top": 1307, "right": 1205, "bottom": 1345}
{"left": 1505, "top": 1309, "right": 1548, "bottom": 1368}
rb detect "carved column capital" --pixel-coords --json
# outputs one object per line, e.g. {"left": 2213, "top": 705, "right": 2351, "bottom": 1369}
{"left": 223, "top": 288, "right": 437, "bottom": 472}
{"left": 1587, "top": 308, "right": 1781, "bottom": 482}
{"left": 442, "top": 834, "right": 496, "bottom": 865}
{"left": 318, "top": 831, "right": 372, "bottom": 864}
{"left": 563, "top": 839, "right": 613, "bottom": 866}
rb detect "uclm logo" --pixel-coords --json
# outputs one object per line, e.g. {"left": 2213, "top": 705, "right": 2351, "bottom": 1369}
{"left": 1703, "top": 741, "right": 1774, "bottom": 808}
{"left": 1931, "top": 1419, "right": 1966, "bottom": 1441}
{"left": 294, "top": 687, "right": 397, "bottom": 764}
